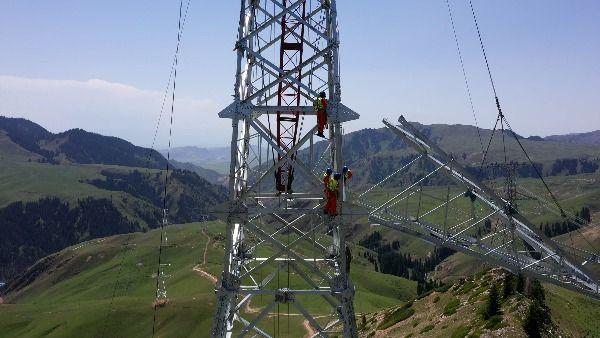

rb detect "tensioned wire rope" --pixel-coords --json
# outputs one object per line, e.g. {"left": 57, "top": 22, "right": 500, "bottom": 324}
{"left": 464, "top": 0, "right": 599, "bottom": 256}
{"left": 97, "top": 2, "right": 191, "bottom": 337}
{"left": 151, "top": 0, "right": 191, "bottom": 336}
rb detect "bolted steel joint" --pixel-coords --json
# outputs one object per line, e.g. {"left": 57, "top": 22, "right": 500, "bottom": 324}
{"left": 274, "top": 288, "right": 295, "bottom": 304}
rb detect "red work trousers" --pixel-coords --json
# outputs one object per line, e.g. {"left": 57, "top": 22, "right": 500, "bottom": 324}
{"left": 317, "top": 110, "right": 327, "bottom": 134}
{"left": 324, "top": 192, "right": 338, "bottom": 215}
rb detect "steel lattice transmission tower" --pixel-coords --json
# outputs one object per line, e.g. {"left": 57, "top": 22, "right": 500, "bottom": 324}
{"left": 211, "top": 0, "right": 359, "bottom": 336}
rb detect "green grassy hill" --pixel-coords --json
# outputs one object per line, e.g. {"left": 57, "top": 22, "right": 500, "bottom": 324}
{"left": 0, "top": 116, "right": 166, "bottom": 168}
{"left": 359, "top": 268, "right": 600, "bottom": 338}
{"left": 0, "top": 221, "right": 416, "bottom": 337}
{"left": 0, "top": 118, "right": 226, "bottom": 280}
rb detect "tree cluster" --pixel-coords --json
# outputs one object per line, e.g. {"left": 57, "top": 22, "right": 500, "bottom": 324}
{"left": 359, "top": 231, "right": 454, "bottom": 288}
{"left": 0, "top": 197, "right": 140, "bottom": 280}
{"left": 86, "top": 169, "right": 227, "bottom": 224}
{"left": 538, "top": 206, "right": 591, "bottom": 237}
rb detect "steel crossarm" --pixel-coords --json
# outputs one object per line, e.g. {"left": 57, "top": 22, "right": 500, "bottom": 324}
{"left": 365, "top": 117, "right": 600, "bottom": 298}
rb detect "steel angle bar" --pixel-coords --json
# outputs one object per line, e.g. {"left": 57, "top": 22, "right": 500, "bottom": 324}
{"left": 521, "top": 253, "right": 558, "bottom": 271}
{"left": 480, "top": 226, "right": 509, "bottom": 242}
{"left": 242, "top": 46, "right": 319, "bottom": 100}
{"left": 255, "top": 59, "right": 328, "bottom": 105}
{"left": 244, "top": 46, "right": 332, "bottom": 103}
{"left": 383, "top": 117, "right": 600, "bottom": 296}
{"left": 235, "top": 314, "right": 273, "bottom": 338}
{"left": 236, "top": 0, "right": 305, "bottom": 47}
{"left": 269, "top": 212, "right": 329, "bottom": 254}
{"left": 238, "top": 300, "right": 277, "bottom": 337}
{"left": 260, "top": 60, "right": 328, "bottom": 103}
{"left": 448, "top": 217, "right": 474, "bottom": 233}
{"left": 370, "top": 161, "right": 448, "bottom": 215}
{"left": 252, "top": 105, "right": 315, "bottom": 114}
{"left": 484, "top": 240, "right": 514, "bottom": 256}
{"left": 292, "top": 301, "right": 327, "bottom": 337}
{"left": 381, "top": 190, "right": 419, "bottom": 212}
{"left": 240, "top": 220, "right": 324, "bottom": 279}
{"left": 239, "top": 289, "right": 333, "bottom": 295}
{"left": 287, "top": 260, "right": 339, "bottom": 308}
{"left": 254, "top": 5, "right": 325, "bottom": 54}
{"left": 242, "top": 264, "right": 260, "bottom": 287}
{"left": 270, "top": 0, "right": 328, "bottom": 41}
{"left": 418, "top": 192, "right": 464, "bottom": 220}
{"left": 247, "top": 121, "right": 320, "bottom": 192}
{"left": 244, "top": 221, "right": 331, "bottom": 284}
{"left": 446, "top": 209, "right": 499, "bottom": 242}
{"left": 358, "top": 155, "right": 423, "bottom": 198}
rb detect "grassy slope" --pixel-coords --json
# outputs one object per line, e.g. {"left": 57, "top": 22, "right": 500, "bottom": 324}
{"left": 0, "top": 133, "right": 155, "bottom": 209}
{"left": 0, "top": 221, "right": 415, "bottom": 337}
{"left": 360, "top": 268, "right": 600, "bottom": 338}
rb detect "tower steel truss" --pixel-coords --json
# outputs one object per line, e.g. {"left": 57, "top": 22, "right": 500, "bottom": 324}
{"left": 358, "top": 117, "right": 600, "bottom": 299}
{"left": 212, "top": 1, "right": 359, "bottom": 337}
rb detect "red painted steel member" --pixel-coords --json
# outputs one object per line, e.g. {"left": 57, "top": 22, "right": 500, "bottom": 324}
{"left": 313, "top": 91, "right": 328, "bottom": 138}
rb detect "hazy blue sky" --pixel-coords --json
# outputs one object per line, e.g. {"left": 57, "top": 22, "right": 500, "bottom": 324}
{"left": 1, "top": 1, "right": 599, "bottom": 148}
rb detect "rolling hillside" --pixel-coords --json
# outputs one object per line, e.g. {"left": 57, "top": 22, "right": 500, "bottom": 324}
{"left": 1, "top": 222, "right": 598, "bottom": 337}
{"left": 0, "top": 117, "right": 227, "bottom": 280}
{"left": 545, "top": 130, "right": 600, "bottom": 145}
{"left": 359, "top": 268, "right": 600, "bottom": 337}
{"left": 0, "top": 117, "right": 167, "bottom": 168}
{"left": 0, "top": 221, "right": 416, "bottom": 337}
{"left": 303, "top": 122, "right": 600, "bottom": 187}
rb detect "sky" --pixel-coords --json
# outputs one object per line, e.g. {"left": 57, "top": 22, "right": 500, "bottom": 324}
{"left": 1, "top": 1, "right": 599, "bottom": 148}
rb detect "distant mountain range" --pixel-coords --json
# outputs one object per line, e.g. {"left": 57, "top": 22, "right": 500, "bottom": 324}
{"left": 161, "top": 146, "right": 231, "bottom": 174}
{"left": 300, "top": 122, "right": 600, "bottom": 186}
{"left": 0, "top": 116, "right": 226, "bottom": 280}
{"left": 0, "top": 116, "right": 167, "bottom": 169}
{"left": 544, "top": 130, "right": 600, "bottom": 145}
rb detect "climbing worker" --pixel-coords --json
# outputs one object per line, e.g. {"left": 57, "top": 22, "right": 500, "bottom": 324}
{"left": 342, "top": 166, "right": 352, "bottom": 201}
{"left": 342, "top": 166, "right": 353, "bottom": 182}
{"left": 313, "top": 91, "right": 328, "bottom": 138}
{"left": 323, "top": 168, "right": 333, "bottom": 214}
{"left": 323, "top": 168, "right": 333, "bottom": 191}
{"left": 325, "top": 173, "right": 341, "bottom": 216}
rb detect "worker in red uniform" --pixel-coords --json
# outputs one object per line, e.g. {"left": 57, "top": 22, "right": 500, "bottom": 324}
{"left": 323, "top": 168, "right": 333, "bottom": 191}
{"left": 323, "top": 168, "right": 333, "bottom": 214}
{"left": 313, "top": 91, "right": 328, "bottom": 138}
{"left": 325, "top": 173, "right": 341, "bottom": 216}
